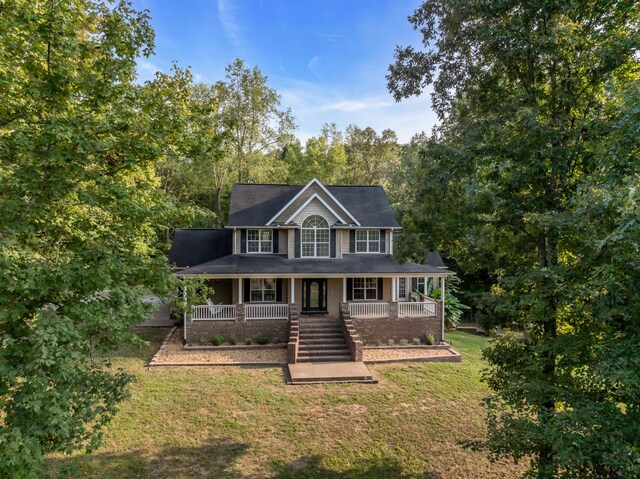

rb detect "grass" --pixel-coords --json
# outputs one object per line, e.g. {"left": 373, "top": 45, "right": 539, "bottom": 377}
{"left": 45, "top": 330, "right": 525, "bottom": 479}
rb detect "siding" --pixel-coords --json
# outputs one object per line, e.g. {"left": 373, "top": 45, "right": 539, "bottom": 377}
{"left": 288, "top": 229, "right": 295, "bottom": 259}
{"left": 278, "top": 229, "right": 288, "bottom": 254}
{"left": 291, "top": 197, "right": 338, "bottom": 225}
{"left": 342, "top": 230, "right": 350, "bottom": 253}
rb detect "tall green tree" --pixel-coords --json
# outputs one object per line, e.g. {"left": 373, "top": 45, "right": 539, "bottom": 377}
{"left": 287, "top": 123, "right": 348, "bottom": 184}
{"left": 0, "top": 1, "right": 180, "bottom": 476}
{"left": 215, "top": 58, "right": 296, "bottom": 184}
{"left": 388, "top": 1, "right": 640, "bottom": 477}
{"left": 343, "top": 125, "right": 400, "bottom": 186}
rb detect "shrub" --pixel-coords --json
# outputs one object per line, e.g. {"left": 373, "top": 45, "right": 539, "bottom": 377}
{"left": 245, "top": 339, "right": 252, "bottom": 345}
{"left": 399, "top": 339, "right": 409, "bottom": 346}
{"left": 229, "top": 335, "right": 237, "bottom": 345}
{"left": 387, "top": 339, "right": 395, "bottom": 346}
{"left": 412, "top": 337, "right": 421, "bottom": 345}
{"left": 211, "top": 335, "right": 224, "bottom": 346}
{"left": 256, "top": 333, "right": 269, "bottom": 345}
{"left": 425, "top": 334, "right": 435, "bottom": 345}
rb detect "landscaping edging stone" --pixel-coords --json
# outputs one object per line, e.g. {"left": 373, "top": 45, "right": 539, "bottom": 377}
{"left": 148, "top": 361, "right": 287, "bottom": 368}
{"left": 364, "top": 343, "right": 451, "bottom": 350}
{"left": 365, "top": 349, "right": 462, "bottom": 364}
{"left": 148, "top": 325, "right": 178, "bottom": 366}
{"left": 184, "top": 343, "right": 288, "bottom": 351}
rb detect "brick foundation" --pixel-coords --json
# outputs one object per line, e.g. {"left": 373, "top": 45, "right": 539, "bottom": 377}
{"left": 341, "top": 301, "right": 443, "bottom": 345}
{"left": 185, "top": 316, "right": 290, "bottom": 345}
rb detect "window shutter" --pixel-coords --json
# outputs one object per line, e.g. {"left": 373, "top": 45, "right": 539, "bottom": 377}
{"left": 294, "top": 229, "right": 301, "bottom": 258}
{"left": 411, "top": 277, "right": 418, "bottom": 292}
{"left": 346, "top": 278, "right": 353, "bottom": 301}
{"left": 272, "top": 230, "right": 279, "bottom": 254}
{"left": 349, "top": 230, "right": 355, "bottom": 253}
{"left": 276, "top": 278, "right": 283, "bottom": 302}
{"left": 330, "top": 229, "right": 336, "bottom": 258}
{"left": 240, "top": 230, "right": 246, "bottom": 253}
{"left": 243, "top": 278, "right": 250, "bottom": 302}
{"left": 377, "top": 278, "right": 383, "bottom": 300}
{"left": 380, "top": 230, "right": 386, "bottom": 253}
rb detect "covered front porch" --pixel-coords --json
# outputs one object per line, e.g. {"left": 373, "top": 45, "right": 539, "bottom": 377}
{"left": 188, "top": 275, "right": 444, "bottom": 323}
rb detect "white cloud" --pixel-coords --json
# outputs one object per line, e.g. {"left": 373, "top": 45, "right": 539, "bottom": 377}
{"left": 136, "top": 60, "right": 161, "bottom": 83}
{"left": 217, "top": 0, "right": 241, "bottom": 47}
{"left": 275, "top": 77, "right": 437, "bottom": 143}
{"left": 307, "top": 55, "right": 321, "bottom": 77}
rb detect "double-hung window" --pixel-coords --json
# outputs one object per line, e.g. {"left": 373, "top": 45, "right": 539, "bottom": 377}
{"left": 250, "top": 278, "right": 276, "bottom": 302}
{"left": 355, "top": 230, "right": 380, "bottom": 253}
{"left": 247, "top": 229, "right": 272, "bottom": 253}
{"left": 353, "top": 278, "right": 378, "bottom": 300}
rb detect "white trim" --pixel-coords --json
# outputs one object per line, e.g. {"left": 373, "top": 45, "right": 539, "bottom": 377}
{"left": 342, "top": 277, "right": 347, "bottom": 302}
{"left": 283, "top": 193, "right": 346, "bottom": 225}
{"left": 441, "top": 277, "right": 446, "bottom": 342}
{"left": 266, "top": 178, "right": 361, "bottom": 226}
{"left": 179, "top": 273, "right": 453, "bottom": 279}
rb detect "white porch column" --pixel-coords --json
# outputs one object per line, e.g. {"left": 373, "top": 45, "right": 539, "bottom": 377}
{"left": 238, "top": 277, "right": 243, "bottom": 304}
{"left": 424, "top": 276, "right": 428, "bottom": 299}
{"left": 391, "top": 277, "right": 397, "bottom": 302}
{"left": 290, "top": 277, "right": 295, "bottom": 303}
{"left": 342, "top": 277, "right": 347, "bottom": 302}
{"left": 441, "top": 277, "right": 446, "bottom": 341}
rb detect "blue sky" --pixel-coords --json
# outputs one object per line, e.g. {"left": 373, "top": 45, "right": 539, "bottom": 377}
{"left": 133, "top": 0, "right": 436, "bottom": 143}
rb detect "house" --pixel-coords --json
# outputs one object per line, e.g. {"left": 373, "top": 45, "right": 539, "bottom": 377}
{"left": 169, "top": 178, "right": 454, "bottom": 364}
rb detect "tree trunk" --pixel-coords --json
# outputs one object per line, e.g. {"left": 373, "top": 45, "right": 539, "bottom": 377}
{"left": 537, "top": 228, "right": 558, "bottom": 479}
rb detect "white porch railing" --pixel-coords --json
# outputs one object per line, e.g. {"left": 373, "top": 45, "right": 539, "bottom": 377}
{"left": 398, "top": 301, "right": 437, "bottom": 317}
{"left": 191, "top": 304, "right": 236, "bottom": 321}
{"left": 349, "top": 302, "right": 389, "bottom": 318}
{"left": 245, "top": 303, "right": 289, "bottom": 320}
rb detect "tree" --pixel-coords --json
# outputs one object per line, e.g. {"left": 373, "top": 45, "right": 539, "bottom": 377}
{"left": 0, "top": 1, "right": 180, "bottom": 476}
{"left": 388, "top": 1, "right": 640, "bottom": 477}
{"left": 215, "top": 58, "right": 296, "bottom": 184}
{"left": 343, "top": 125, "right": 400, "bottom": 186}
{"left": 286, "top": 123, "right": 348, "bottom": 183}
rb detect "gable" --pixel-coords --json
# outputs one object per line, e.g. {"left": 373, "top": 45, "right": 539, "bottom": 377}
{"left": 268, "top": 179, "right": 358, "bottom": 226}
{"left": 289, "top": 196, "right": 338, "bottom": 225}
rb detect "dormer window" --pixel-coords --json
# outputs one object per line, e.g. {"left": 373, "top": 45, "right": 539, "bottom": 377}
{"left": 301, "top": 215, "right": 330, "bottom": 257}
{"left": 356, "top": 230, "right": 380, "bottom": 253}
{"left": 247, "top": 229, "right": 272, "bottom": 253}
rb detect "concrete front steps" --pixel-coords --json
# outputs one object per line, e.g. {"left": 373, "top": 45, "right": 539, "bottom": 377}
{"left": 288, "top": 361, "right": 376, "bottom": 385}
{"left": 297, "top": 318, "right": 352, "bottom": 363}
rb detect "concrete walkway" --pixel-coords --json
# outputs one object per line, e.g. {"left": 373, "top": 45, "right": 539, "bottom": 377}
{"left": 288, "top": 361, "right": 376, "bottom": 384}
{"left": 139, "top": 304, "right": 178, "bottom": 327}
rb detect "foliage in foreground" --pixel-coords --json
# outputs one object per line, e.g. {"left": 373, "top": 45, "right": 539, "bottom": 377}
{"left": 389, "top": 0, "right": 640, "bottom": 477}
{"left": 0, "top": 0, "right": 187, "bottom": 476}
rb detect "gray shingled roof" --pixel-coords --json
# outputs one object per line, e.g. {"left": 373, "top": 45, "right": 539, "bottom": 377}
{"left": 168, "top": 229, "right": 232, "bottom": 268}
{"left": 178, "top": 254, "right": 453, "bottom": 276}
{"left": 426, "top": 251, "right": 447, "bottom": 268}
{"left": 227, "top": 183, "right": 400, "bottom": 227}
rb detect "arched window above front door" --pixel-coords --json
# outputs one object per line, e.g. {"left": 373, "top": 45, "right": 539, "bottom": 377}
{"left": 301, "top": 215, "right": 330, "bottom": 257}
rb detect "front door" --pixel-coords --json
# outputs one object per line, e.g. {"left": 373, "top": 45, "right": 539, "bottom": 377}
{"left": 302, "top": 278, "right": 328, "bottom": 314}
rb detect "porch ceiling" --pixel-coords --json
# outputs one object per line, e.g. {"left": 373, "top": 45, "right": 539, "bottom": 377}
{"left": 177, "top": 253, "right": 453, "bottom": 278}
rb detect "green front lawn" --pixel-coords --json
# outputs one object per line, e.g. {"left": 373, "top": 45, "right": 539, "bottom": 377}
{"left": 46, "top": 330, "right": 524, "bottom": 479}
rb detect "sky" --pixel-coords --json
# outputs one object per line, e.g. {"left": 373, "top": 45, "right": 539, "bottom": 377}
{"left": 132, "top": 0, "right": 436, "bottom": 143}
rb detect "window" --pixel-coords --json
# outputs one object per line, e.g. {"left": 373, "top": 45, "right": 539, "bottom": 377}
{"left": 301, "top": 215, "right": 330, "bottom": 257}
{"left": 353, "top": 277, "right": 378, "bottom": 300}
{"left": 355, "top": 230, "right": 381, "bottom": 253}
{"left": 398, "top": 277, "right": 406, "bottom": 300}
{"left": 247, "top": 229, "right": 272, "bottom": 253}
{"left": 416, "top": 277, "right": 425, "bottom": 294}
{"left": 250, "top": 278, "right": 276, "bottom": 302}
